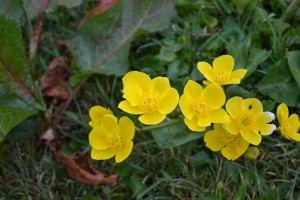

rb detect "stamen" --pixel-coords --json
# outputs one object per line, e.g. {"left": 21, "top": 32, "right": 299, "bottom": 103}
{"left": 215, "top": 70, "right": 229, "bottom": 83}
{"left": 193, "top": 100, "right": 209, "bottom": 118}
{"left": 139, "top": 92, "right": 160, "bottom": 113}
{"left": 108, "top": 131, "right": 124, "bottom": 151}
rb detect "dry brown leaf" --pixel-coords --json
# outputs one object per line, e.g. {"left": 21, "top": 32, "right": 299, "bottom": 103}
{"left": 77, "top": 0, "right": 118, "bottom": 29}
{"left": 40, "top": 56, "right": 70, "bottom": 99}
{"left": 39, "top": 128, "right": 118, "bottom": 186}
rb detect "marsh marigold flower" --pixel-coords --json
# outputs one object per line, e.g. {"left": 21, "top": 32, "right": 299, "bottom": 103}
{"left": 89, "top": 115, "right": 135, "bottom": 163}
{"left": 118, "top": 71, "right": 179, "bottom": 125}
{"left": 223, "top": 97, "right": 276, "bottom": 145}
{"left": 179, "top": 80, "right": 229, "bottom": 131}
{"left": 204, "top": 124, "right": 249, "bottom": 160}
{"left": 197, "top": 55, "right": 247, "bottom": 85}
{"left": 88, "top": 105, "right": 116, "bottom": 127}
{"left": 277, "top": 103, "right": 300, "bottom": 141}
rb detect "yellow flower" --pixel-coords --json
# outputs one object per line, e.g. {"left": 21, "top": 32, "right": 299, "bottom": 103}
{"left": 197, "top": 55, "right": 247, "bottom": 85}
{"left": 89, "top": 116, "right": 135, "bottom": 163}
{"left": 179, "top": 80, "right": 229, "bottom": 131}
{"left": 277, "top": 103, "right": 300, "bottom": 141}
{"left": 204, "top": 124, "right": 249, "bottom": 160}
{"left": 223, "top": 97, "right": 276, "bottom": 145}
{"left": 88, "top": 105, "right": 116, "bottom": 128}
{"left": 244, "top": 146, "right": 260, "bottom": 160}
{"left": 118, "top": 71, "right": 179, "bottom": 125}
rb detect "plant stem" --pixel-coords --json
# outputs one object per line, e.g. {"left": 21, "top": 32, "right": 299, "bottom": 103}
{"left": 137, "top": 119, "right": 180, "bottom": 133}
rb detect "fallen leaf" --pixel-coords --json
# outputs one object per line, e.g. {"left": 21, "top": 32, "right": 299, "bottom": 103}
{"left": 40, "top": 128, "right": 118, "bottom": 186}
{"left": 77, "top": 0, "right": 118, "bottom": 29}
{"left": 40, "top": 56, "right": 70, "bottom": 99}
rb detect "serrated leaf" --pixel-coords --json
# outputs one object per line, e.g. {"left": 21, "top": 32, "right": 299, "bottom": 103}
{"left": 0, "top": 107, "right": 37, "bottom": 142}
{"left": 287, "top": 51, "right": 300, "bottom": 90}
{"left": 68, "top": 0, "right": 175, "bottom": 76}
{"left": 152, "top": 119, "right": 203, "bottom": 148}
{"left": 257, "top": 59, "right": 300, "bottom": 107}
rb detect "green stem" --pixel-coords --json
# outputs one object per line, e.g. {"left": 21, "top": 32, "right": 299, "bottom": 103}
{"left": 137, "top": 119, "right": 180, "bottom": 133}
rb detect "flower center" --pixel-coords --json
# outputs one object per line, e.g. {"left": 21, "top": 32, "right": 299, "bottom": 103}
{"left": 282, "top": 120, "right": 293, "bottom": 134}
{"left": 237, "top": 112, "right": 255, "bottom": 130}
{"left": 193, "top": 100, "right": 209, "bottom": 118}
{"left": 221, "top": 133, "right": 239, "bottom": 146}
{"left": 139, "top": 92, "right": 160, "bottom": 113}
{"left": 215, "top": 70, "right": 229, "bottom": 83}
{"left": 108, "top": 131, "right": 124, "bottom": 151}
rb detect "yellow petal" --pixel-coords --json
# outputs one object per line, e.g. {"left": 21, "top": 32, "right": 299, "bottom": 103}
{"left": 241, "top": 130, "right": 261, "bottom": 145}
{"left": 118, "top": 100, "right": 143, "bottom": 114}
{"left": 243, "top": 98, "right": 263, "bottom": 116}
{"left": 138, "top": 112, "right": 166, "bottom": 125}
{"left": 91, "top": 148, "right": 115, "bottom": 160}
{"left": 234, "top": 136, "right": 249, "bottom": 154}
{"left": 122, "top": 71, "right": 152, "bottom": 92}
{"left": 159, "top": 88, "right": 179, "bottom": 114}
{"left": 204, "top": 130, "right": 225, "bottom": 151}
{"left": 89, "top": 127, "right": 109, "bottom": 150}
{"left": 115, "top": 141, "right": 133, "bottom": 163}
{"left": 223, "top": 119, "right": 240, "bottom": 135}
{"left": 257, "top": 112, "right": 276, "bottom": 135}
{"left": 197, "top": 115, "right": 211, "bottom": 127}
{"left": 179, "top": 94, "right": 194, "bottom": 120}
{"left": 221, "top": 145, "right": 240, "bottom": 160}
{"left": 123, "top": 85, "right": 143, "bottom": 106}
{"left": 101, "top": 116, "right": 118, "bottom": 133}
{"left": 259, "top": 124, "right": 276, "bottom": 135}
{"left": 210, "top": 108, "right": 230, "bottom": 123}
{"left": 230, "top": 69, "right": 247, "bottom": 81}
{"left": 184, "top": 117, "right": 206, "bottom": 132}
{"left": 184, "top": 80, "right": 203, "bottom": 99}
{"left": 202, "top": 83, "right": 226, "bottom": 109}
{"left": 288, "top": 132, "right": 300, "bottom": 141}
{"left": 277, "top": 103, "right": 289, "bottom": 124}
{"left": 89, "top": 105, "right": 112, "bottom": 121}
{"left": 202, "top": 80, "right": 213, "bottom": 85}
{"left": 221, "top": 78, "right": 241, "bottom": 85}
{"left": 152, "top": 77, "right": 170, "bottom": 95}
{"left": 119, "top": 117, "right": 135, "bottom": 140}
{"left": 197, "top": 62, "right": 215, "bottom": 82}
{"left": 289, "top": 114, "right": 300, "bottom": 133}
{"left": 213, "top": 55, "right": 234, "bottom": 72}
{"left": 226, "top": 97, "right": 243, "bottom": 119}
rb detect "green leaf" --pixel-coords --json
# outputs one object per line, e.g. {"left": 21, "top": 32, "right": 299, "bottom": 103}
{"left": 152, "top": 119, "right": 203, "bottom": 148}
{"left": 287, "top": 51, "right": 300, "bottom": 90}
{"left": 68, "top": 0, "right": 175, "bottom": 76}
{"left": 226, "top": 85, "right": 254, "bottom": 99}
{"left": 257, "top": 59, "right": 300, "bottom": 107}
{"left": 0, "top": 0, "right": 22, "bottom": 22}
{"left": 0, "top": 107, "right": 37, "bottom": 142}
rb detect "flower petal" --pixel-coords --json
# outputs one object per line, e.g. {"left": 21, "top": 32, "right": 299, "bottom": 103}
{"left": 91, "top": 148, "right": 115, "bottom": 160}
{"left": 101, "top": 116, "right": 119, "bottom": 133}
{"left": 138, "top": 112, "right": 166, "bottom": 125}
{"left": 223, "top": 118, "right": 240, "bottom": 135}
{"left": 197, "top": 62, "right": 215, "bottom": 82}
{"left": 179, "top": 94, "right": 194, "bottom": 120}
{"left": 234, "top": 136, "right": 249, "bottom": 154}
{"left": 288, "top": 132, "right": 300, "bottom": 141}
{"left": 241, "top": 130, "right": 261, "bottom": 145}
{"left": 89, "top": 127, "right": 109, "bottom": 150}
{"left": 184, "top": 117, "right": 206, "bottom": 132}
{"left": 122, "top": 71, "right": 152, "bottom": 92}
{"left": 123, "top": 85, "right": 143, "bottom": 106}
{"left": 289, "top": 114, "right": 300, "bottom": 133}
{"left": 197, "top": 115, "right": 211, "bottom": 127}
{"left": 213, "top": 55, "right": 234, "bottom": 72}
{"left": 183, "top": 80, "right": 203, "bottom": 99}
{"left": 226, "top": 97, "right": 243, "bottom": 119}
{"left": 204, "top": 130, "right": 225, "bottom": 151}
{"left": 259, "top": 124, "right": 276, "bottom": 135}
{"left": 230, "top": 69, "right": 247, "bottom": 81}
{"left": 221, "top": 145, "right": 240, "bottom": 160}
{"left": 118, "top": 100, "right": 143, "bottom": 114}
{"left": 115, "top": 141, "right": 133, "bottom": 163}
{"left": 89, "top": 106, "right": 112, "bottom": 121}
{"left": 159, "top": 88, "right": 179, "bottom": 114}
{"left": 152, "top": 77, "right": 170, "bottom": 95}
{"left": 119, "top": 117, "right": 135, "bottom": 140}
{"left": 243, "top": 98, "right": 263, "bottom": 115}
{"left": 277, "top": 103, "right": 289, "bottom": 124}
{"left": 210, "top": 108, "right": 230, "bottom": 123}
{"left": 201, "top": 83, "right": 226, "bottom": 109}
